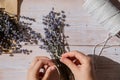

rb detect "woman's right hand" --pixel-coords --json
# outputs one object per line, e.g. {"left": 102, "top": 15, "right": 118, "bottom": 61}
{"left": 60, "top": 51, "right": 95, "bottom": 80}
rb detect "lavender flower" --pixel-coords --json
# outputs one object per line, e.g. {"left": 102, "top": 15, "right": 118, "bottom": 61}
{"left": 40, "top": 8, "right": 70, "bottom": 59}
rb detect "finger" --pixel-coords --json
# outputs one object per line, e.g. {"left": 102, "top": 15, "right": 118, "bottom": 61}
{"left": 42, "top": 66, "right": 58, "bottom": 80}
{"left": 29, "top": 57, "right": 39, "bottom": 69}
{"left": 33, "top": 59, "right": 55, "bottom": 74}
{"left": 61, "top": 51, "right": 88, "bottom": 64}
{"left": 60, "top": 57, "right": 78, "bottom": 73}
{"left": 35, "top": 56, "right": 55, "bottom": 66}
{"left": 36, "top": 56, "right": 50, "bottom": 60}
{"left": 33, "top": 60, "right": 44, "bottom": 74}
{"left": 43, "top": 65, "right": 49, "bottom": 73}
{"left": 29, "top": 56, "right": 51, "bottom": 69}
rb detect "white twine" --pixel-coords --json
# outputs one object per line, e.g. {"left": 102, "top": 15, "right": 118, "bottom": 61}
{"left": 83, "top": 0, "right": 109, "bottom": 13}
{"left": 83, "top": 0, "right": 120, "bottom": 61}
{"left": 83, "top": 0, "right": 120, "bottom": 36}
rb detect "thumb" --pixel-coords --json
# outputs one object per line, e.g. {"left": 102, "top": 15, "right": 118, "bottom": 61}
{"left": 60, "top": 57, "right": 78, "bottom": 74}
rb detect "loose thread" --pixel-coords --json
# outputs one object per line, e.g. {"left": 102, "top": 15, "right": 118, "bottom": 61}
{"left": 93, "top": 35, "right": 112, "bottom": 70}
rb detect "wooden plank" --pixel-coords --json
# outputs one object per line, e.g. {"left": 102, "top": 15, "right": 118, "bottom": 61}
{"left": 0, "top": 69, "right": 26, "bottom": 80}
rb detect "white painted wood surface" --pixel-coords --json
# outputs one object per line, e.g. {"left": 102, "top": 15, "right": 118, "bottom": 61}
{"left": 0, "top": 0, "right": 120, "bottom": 80}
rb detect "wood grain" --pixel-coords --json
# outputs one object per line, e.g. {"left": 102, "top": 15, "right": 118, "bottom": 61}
{"left": 0, "top": 0, "right": 120, "bottom": 80}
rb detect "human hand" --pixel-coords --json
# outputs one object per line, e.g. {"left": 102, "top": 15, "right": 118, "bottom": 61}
{"left": 60, "top": 51, "right": 95, "bottom": 80}
{"left": 27, "top": 56, "right": 60, "bottom": 80}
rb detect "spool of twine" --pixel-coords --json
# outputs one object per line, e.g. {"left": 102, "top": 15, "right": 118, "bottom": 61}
{"left": 83, "top": 0, "right": 120, "bottom": 36}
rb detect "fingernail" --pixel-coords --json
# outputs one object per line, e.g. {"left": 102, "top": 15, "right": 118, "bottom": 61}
{"left": 60, "top": 58, "right": 63, "bottom": 61}
{"left": 60, "top": 58, "right": 64, "bottom": 62}
{"left": 50, "top": 66, "right": 56, "bottom": 70}
{"left": 61, "top": 53, "right": 65, "bottom": 56}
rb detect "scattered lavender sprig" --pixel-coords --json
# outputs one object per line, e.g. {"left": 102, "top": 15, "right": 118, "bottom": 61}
{"left": 0, "top": 9, "right": 41, "bottom": 56}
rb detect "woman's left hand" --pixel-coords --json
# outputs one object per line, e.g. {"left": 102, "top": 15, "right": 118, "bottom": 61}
{"left": 27, "top": 56, "right": 60, "bottom": 80}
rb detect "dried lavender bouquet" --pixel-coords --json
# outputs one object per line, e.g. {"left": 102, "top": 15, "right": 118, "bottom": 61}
{"left": 0, "top": 8, "right": 41, "bottom": 56}
{"left": 40, "top": 8, "right": 70, "bottom": 58}
{"left": 39, "top": 8, "right": 74, "bottom": 80}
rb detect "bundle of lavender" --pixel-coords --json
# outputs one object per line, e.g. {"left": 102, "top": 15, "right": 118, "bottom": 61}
{"left": 39, "top": 8, "right": 74, "bottom": 80}
{"left": 40, "top": 8, "right": 70, "bottom": 59}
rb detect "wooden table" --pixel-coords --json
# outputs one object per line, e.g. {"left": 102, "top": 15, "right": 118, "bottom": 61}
{"left": 0, "top": 0, "right": 120, "bottom": 80}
